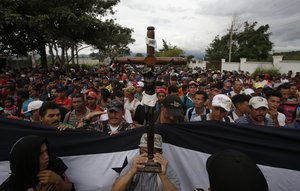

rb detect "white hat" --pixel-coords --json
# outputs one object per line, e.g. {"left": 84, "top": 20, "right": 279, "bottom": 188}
{"left": 137, "top": 81, "right": 144, "bottom": 87}
{"left": 26, "top": 100, "right": 44, "bottom": 113}
{"left": 212, "top": 94, "right": 232, "bottom": 112}
{"left": 244, "top": 88, "right": 255, "bottom": 95}
{"left": 249, "top": 96, "right": 268, "bottom": 109}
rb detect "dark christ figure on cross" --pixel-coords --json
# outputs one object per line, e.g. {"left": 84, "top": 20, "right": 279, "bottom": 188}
{"left": 115, "top": 26, "right": 186, "bottom": 173}
{"left": 127, "top": 61, "right": 172, "bottom": 129}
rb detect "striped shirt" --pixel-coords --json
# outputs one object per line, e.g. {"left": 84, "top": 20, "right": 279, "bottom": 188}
{"left": 235, "top": 115, "right": 275, "bottom": 127}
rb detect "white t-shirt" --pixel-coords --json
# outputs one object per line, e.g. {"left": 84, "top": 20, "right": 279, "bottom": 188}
{"left": 266, "top": 112, "right": 286, "bottom": 126}
{"left": 109, "top": 125, "right": 119, "bottom": 132}
{"left": 124, "top": 98, "right": 140, "bottom": 112}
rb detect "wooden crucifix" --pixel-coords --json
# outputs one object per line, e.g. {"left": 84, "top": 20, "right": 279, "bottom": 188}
{"left": 115, "top": 26, "right": 186, "bottom": 173}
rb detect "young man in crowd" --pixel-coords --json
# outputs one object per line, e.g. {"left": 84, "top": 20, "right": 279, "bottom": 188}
{"left": 278, "top": 83, "right": 298, "bottom": 124}
{"left": 227, "top": 80, "right": 243, "bottom": 97}
{"left": 39, "top": 102, "right": 73, "bottom": 130}
{"left": 155, "top": 88, "right": 167, "bottom": 111}
{"left": 185, "top": 90, "right": 210, "bottom": 122}
{"left": 182, "top": 81, "right": 198, "bottom": 111}
{"left": 221, "top": 79, "right": 232, "bottom": 94}
{"left": 135, "top": 81, "right": 144, "bottom": 101}
{"left": 77, "top": 99, "right": 133, "bottom": 134}
{"left": 64, "top": 93, "right": 90, "bottom": 127}
{"left": 55, "top": 87, "right": 72, "bottom": 111}
{"left": 204, "top": 94, "right": 233, "bottom": 122}
{"left": 235, "top": 96, "right": 275, "bottom": 126}
{"left": 25, "top": 100, "right": 43, "bottom": 123}
{"left": 123, "top": 85, "right": 141, "bottom": 121}
{"left": 266, "top": 91, "right": 286, "bottom": 127}
{"left": 154, "top": 95, "right": 185, "bottom": 124}
{"left": 229, "top": 94, "right": 251, "bottom": 121}
{"left": 86, "top": 91, "right": 102, "bottom": 112}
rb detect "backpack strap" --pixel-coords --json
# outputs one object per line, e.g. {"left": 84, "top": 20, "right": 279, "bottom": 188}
{"left": 205, "top": 108, "right": 210, "bottom": 114}
{"left": 183, "top": 95, "right": 188, "bottom": 105}
{"left": 224, "top": 116, "right": 231, "bottom": 123}
{"left": 227, "top": 111, "right": 234, "bottom": 121}
{"left": 187, "top": 107, "right": 194, "bottom": 121}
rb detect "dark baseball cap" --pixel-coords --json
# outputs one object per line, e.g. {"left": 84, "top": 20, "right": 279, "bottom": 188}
{"left": 107, "top": 99, "right": 123, "bottom": 112}
{"left": 162, "top": 95, "right": 184, "bottom": 117}
{"left": 206, "top": 149, "right": 268, "bottom": 191}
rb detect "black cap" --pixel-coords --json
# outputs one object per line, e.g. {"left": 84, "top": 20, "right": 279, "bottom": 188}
{"left": 162, "top": 95, "right": 184, "bottom": 117}
{"left": 107, "top": 100, "right": 123, "bottom": 112}
{"left": 206, "top": 149, "right": 268, "bottom": 191}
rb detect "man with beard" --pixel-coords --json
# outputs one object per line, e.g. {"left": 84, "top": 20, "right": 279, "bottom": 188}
{"left": 235, "top": 96, "right": 275, "bottom": 127}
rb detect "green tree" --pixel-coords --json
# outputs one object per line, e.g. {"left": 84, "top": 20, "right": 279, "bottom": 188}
{"left": 205, "top": 21, "right": 272, "bottom": 62}
{"left": 135, "top": 53, "right": 144, "bottom": 57}
{"left": 0, "top": 0, "right": 134, "bottom": 68}
{"left": 156, "top": 39, "right": 184, "bottom": 57}
{"left": 237, "top": 22, "right": 272, "bottom": 61}
{"left": 187, "top": 55, "right": 195, "bottom": 62}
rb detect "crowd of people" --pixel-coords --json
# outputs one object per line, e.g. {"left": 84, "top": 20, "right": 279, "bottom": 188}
{"left": 2, "top": 63, "right": 296, "bottom": 190}
{"left": 0, "top": 64, "right": 300, "bottom": 130}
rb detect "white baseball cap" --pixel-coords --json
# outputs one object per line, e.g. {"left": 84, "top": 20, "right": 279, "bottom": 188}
{"left": 137, "top": 81, "right": 144, "bottom": 87}
{"left": 249, "top": 96, "right": 269, "bottom": 109}
{"left": 244, "top": 88, "right": 255, "bottom": 96}
{"left": 212, "top": 94, "right": 232, "bottom": 112}
{"left": 26, "top": 100, "right": 44, "bottom": 113}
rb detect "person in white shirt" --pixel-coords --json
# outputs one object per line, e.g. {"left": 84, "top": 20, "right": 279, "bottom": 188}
{"left": 123, "top": 85, "right": 141, "bottom": 119}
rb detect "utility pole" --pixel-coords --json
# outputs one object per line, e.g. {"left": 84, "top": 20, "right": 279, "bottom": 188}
{"left": 228, "top": 15, "right": 242, "bottom": 63}
{"left": 228, "top": 22, "right": 237, "bottom": 63}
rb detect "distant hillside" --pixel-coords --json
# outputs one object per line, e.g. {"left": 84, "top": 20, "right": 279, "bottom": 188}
{"left": 274, "top": 51, "right": 300, "bottom": 60}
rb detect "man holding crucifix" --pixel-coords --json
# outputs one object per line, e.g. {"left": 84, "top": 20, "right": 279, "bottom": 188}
{"left": 111, "top": 133, "right": 180, "bottom": 191}
{"left": 112, "top": 26, "right": 183, "bottom": 191}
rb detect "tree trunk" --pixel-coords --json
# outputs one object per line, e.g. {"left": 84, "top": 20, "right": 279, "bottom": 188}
{"left": 76, "top": 46, "right": 79, "bottom": 65}
{"left": 71, "top": 46, "right": 75, "bottom": 65}
{"left": 39, "top": 43, "right": 48, "bottom": 69}
{"left": 66, "top": 48, "right": 69, "bottom": 65}
{"left": 61, "top": 45, "right": 65, "bottom": 65}
{"left": 54, "top": 43, "right": 61, "bottom": 66}
{"left": 48, "top": 43, "right": 55, "bottom": 65}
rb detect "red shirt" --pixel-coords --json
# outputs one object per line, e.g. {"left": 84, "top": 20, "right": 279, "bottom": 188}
{"left": 55, "top": 97, "right": 72, "bottom": 108}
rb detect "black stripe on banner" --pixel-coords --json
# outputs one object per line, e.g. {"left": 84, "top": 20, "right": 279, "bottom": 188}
{"left": 155, "top": 121, "right": 300, "bottom": 171}
{"left": 1, "top": 118, "right": 300, "bottom": 172}
{"left": 0, "top": 118, "right": 146, "bottom": 161}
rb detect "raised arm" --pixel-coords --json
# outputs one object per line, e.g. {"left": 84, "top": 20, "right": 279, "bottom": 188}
{"left": 127, "top": 59, "right": 144, "bottom": 74}
{"left": 155, "top": 61, "right": 173, "bottom": 78}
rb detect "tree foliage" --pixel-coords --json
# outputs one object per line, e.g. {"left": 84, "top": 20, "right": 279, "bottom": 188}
{"left": 156, "top": 39, "right": 185, "bottom": 57}
{"left": 206, "top": 21, "right": 273, "bottom": 62}
{"left": 0, "top": 0, "right": 134, "bottom": 68}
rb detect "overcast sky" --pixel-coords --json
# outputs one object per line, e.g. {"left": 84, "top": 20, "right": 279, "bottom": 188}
{"left": 106, "top": 0, "right": 300, "bottom": 55}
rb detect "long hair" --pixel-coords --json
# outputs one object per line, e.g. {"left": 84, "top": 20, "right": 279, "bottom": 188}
{"left": 9, "top": 135, "right": 50, "bottom": 190}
